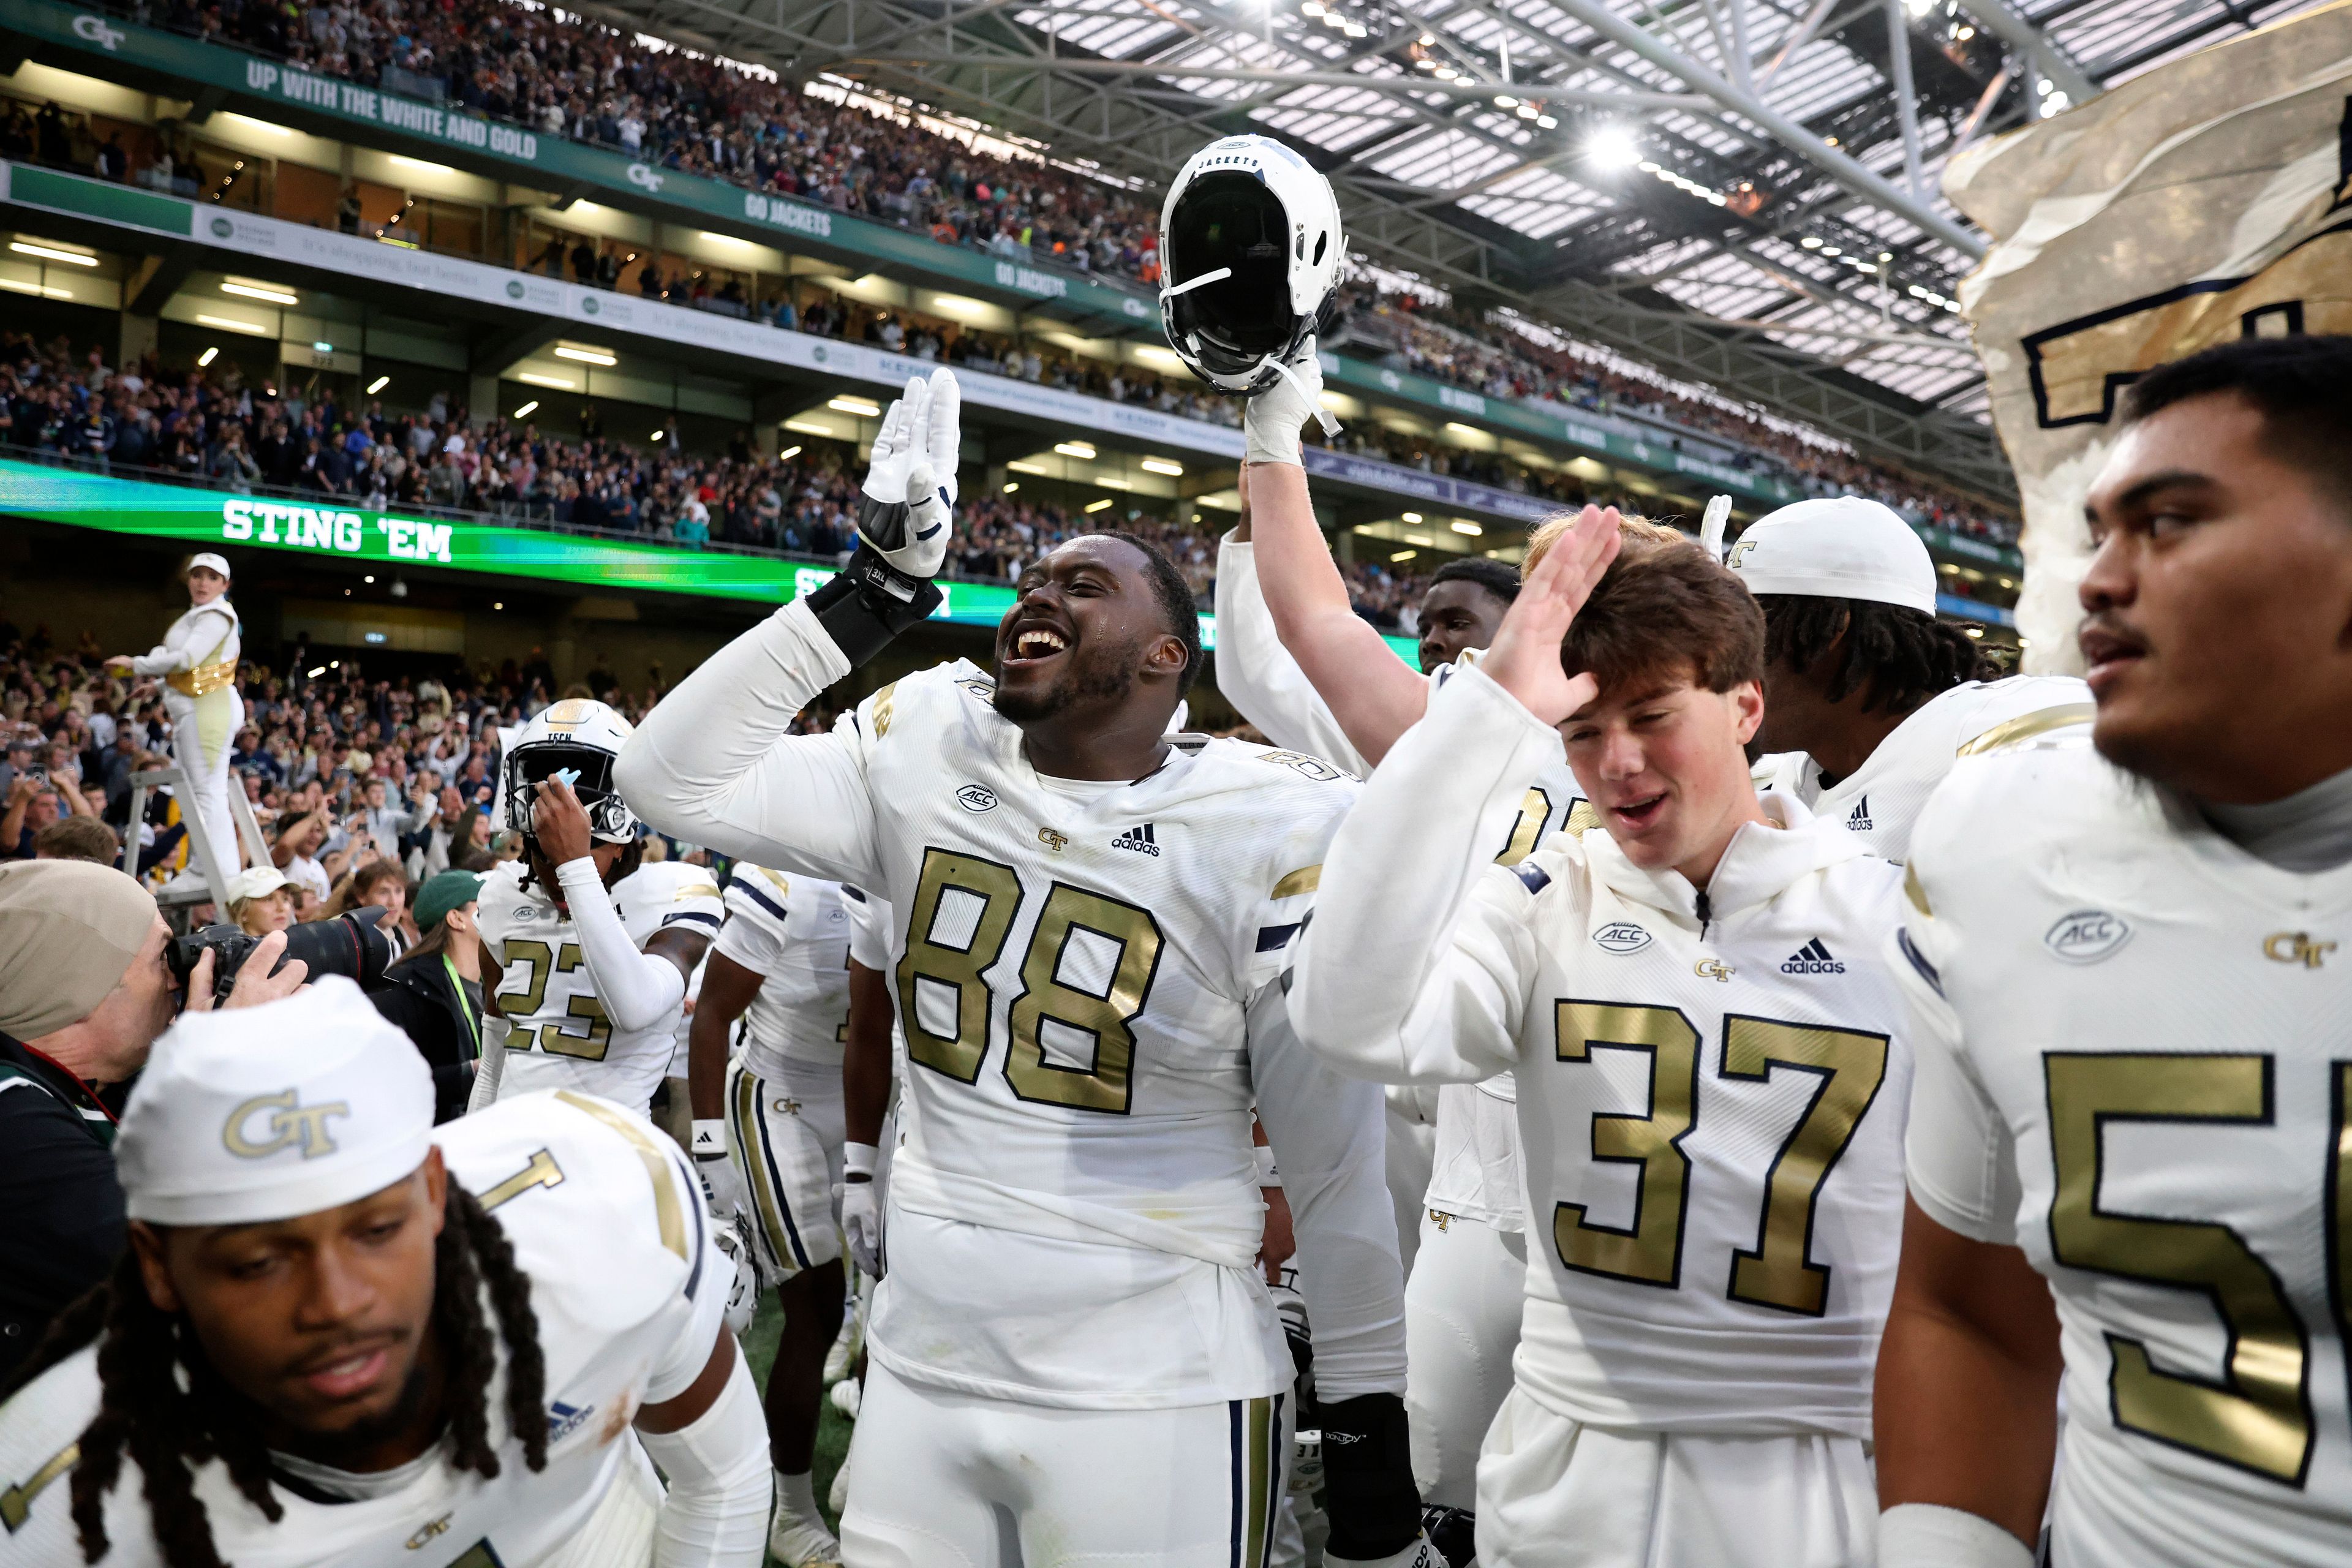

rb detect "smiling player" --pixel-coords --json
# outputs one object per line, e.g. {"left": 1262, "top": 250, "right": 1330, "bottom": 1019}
{"left": 1286, "top": 507, "right": 1918, "bottom": 1568}
{"left": 617, "top": 368, "right": 1433, "bottom": 1567}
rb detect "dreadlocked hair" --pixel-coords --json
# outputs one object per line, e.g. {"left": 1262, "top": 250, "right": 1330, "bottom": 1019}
{"left": 3, "top": 1183, "right": 546, "bottom": 1568}
{"left": 1758, "top": 595, "right": 1997, "bottom": 717}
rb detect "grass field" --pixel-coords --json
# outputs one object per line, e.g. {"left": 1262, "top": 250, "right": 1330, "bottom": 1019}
{"left": 739, "top": 1292, "right": 857, "bottom": 1551}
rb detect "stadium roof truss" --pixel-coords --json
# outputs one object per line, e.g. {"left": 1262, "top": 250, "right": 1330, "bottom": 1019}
{"left": 586, "top": 0, "right": 2337, "bottom": 502}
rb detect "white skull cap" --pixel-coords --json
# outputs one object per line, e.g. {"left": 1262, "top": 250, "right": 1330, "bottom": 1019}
{"left": 1727, "top": 496, "right": 1938, "bottom": 615}
{"left": 117, "top": 977, "right": 434, "bottom": 1226}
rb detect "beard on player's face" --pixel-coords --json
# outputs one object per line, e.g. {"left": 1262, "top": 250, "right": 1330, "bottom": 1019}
{"left": 993, "top": 538, "right": 1167, "bottom": 728}
{"left": 992, "top": 629, "right": 1144, "bottom": 724}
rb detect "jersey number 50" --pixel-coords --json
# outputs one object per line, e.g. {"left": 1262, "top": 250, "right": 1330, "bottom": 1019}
{"left": 895, "top": 847, "right": 1166, "bottom": 1114}
{"left": 2044, "top": 1052, "right": 2352, "bottom": 1488}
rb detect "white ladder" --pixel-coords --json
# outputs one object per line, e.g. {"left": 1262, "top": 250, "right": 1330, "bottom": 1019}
{"left": 119, "top": 763, "right": 265, "bottom": 915}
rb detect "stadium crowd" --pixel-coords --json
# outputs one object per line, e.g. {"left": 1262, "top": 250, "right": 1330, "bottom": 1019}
{"left": 1335, "top": 287, "right": 2021, "bottom": 546}
{"left": 159, "top": 0, "right": 1164, "bottom": 284}
{"left": 0, "top": 607, "right": 789, "bottom": 905}
{"left": 3, "top": 325, "right": 2024, "bottom": 629}
{"left": 13, "top": 0, "right": 2020, "bottom": 554}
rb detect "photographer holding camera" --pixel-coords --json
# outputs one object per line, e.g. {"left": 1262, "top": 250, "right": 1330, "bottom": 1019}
{"left": 0, "top": 860, "right": 305, "bottom": 1379}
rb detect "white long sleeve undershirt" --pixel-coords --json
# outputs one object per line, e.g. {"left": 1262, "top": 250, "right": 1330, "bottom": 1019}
{"left": 554, "top": 858, "right": 686, "bottom": 1033}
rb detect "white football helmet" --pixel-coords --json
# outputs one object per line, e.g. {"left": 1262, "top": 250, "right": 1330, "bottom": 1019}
{"left": 1159, "top": 134, "right": 1346, "bottom": 395}
{"left": 497, "top": 697, "right": 640, "bottom": 844}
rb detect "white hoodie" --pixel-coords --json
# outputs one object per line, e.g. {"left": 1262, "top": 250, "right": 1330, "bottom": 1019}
{"left": 1288, "top": 662, "right": 1917, "bottom": 1438}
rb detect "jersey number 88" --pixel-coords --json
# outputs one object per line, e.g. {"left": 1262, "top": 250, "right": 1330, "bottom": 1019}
{"left": 895, "top": 847, "right": 1166, "bottom": 1115}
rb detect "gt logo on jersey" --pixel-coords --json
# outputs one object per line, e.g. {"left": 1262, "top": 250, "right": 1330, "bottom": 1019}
{"left": 2045, "top": 908, "right": 2131, "bottom": 963}
{"left": 405, "top": 1513, "right": 454, "bottom": 1550}
{"left": 1592, "top": 921, "right": 1652, "bottom": 954}
{"left": 222, "top": 1090, "right": 351, "bottom": 1159}
{"left": 1038, "top": 827, "right": 1069, "bottom": 851}
{"left": 1694, "top": 957, "right": 1734, "bottom": 982}
{"left": 956, "top": 784, "right": 999, "bottom": 813}
{"left": 2264, "top": 931, "right": 2337, "bottom": 968}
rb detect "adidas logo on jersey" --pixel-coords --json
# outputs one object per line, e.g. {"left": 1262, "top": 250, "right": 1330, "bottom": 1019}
{"left": 1110, "top": 823, "right": 1162, "bottom": 857}
{"left": 1781, "top": 938, "right": 1845, "bottom": 974}
{"left": 1845, "top": 796, "right": 1874, "bottom": 831}
{"left": 546, "top": 1400, "right": 594, "bottom": 1443}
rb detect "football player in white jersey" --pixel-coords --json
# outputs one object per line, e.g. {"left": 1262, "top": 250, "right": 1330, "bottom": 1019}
{"left": 1729, "top": 496, "right": 2088, "bottom": 859}
{"left": 1287, "top": 506, "right": 1918, "bottom": 1568}
{"left": 683, "top": 864, "right": 857, "bottom": 1566}
{"left": 473, "top": 700, "right": 720, "bottom": 1117}
{"left": 1219, "top": 361, "right": 1588, "bottom": 1556}
{"left": 1877, "top": 336, "right": 2352, "bottom": 1568}
{"left": 0, "top": 979, "right": 769, "bottom": 1568}
{"left": 618, "top": 367, "right": 1433, "bottom": 1567}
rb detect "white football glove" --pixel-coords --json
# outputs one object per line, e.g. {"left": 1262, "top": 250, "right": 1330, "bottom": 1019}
{"left": 712, "top": 1215, "right": 762, "bottom": 1336}
{"left": 690, "top": 1119, "right": 747, "bottom": 1222}
{"left": 839, "top": 1139, "right": 884, "bottom": 1279}
{"left": 1243, "top": 338, "right": 1339, "bottom": 467}
{"left": 858, "top": 367, "right": 962, "bottom": 579}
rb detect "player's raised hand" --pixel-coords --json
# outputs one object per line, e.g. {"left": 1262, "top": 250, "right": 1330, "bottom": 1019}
{"left": 856, "top": 370, "right": 956, "bottom": 580}
{"left": 531, "top": 776, "right": 596, "bottom": 864}
{"left": 1480, "top": 504, "right": 1623, "bottom": 726}
{"left": 921, "top": 364, "right": 961, "bottom": 505}
{"left": 1242, "top": 337, "right": 1336, "bottom": 467}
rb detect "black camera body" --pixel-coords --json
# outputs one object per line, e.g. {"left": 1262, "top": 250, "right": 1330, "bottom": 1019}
{"left": 169, "top": 908, "right": 395, "bottom": 1005}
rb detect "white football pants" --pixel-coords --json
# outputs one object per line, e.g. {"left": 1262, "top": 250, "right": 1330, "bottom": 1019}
{"left": 167, "top": 684, "right": 244, "bottom": 876}
{"left": 1405, "top": 1211, "right": 1525, "bottom": 1510}
{"left": 1384, "top": 1106, "right": 1434, "bottom": 1277}
{"left": 1476, "top": 1390, "right": 1876, "bottom": 1568}
{"left": 841, "top": 1358, "right": 1287, "bottom": 1567}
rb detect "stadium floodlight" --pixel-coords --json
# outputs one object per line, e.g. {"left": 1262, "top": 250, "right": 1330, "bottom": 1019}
{"left": 513, "top": 401, "right": 540, "bottom": 418}
{"left": 1586, "top": 124, "right": 1642, "bottom": 170}
{"left": 221, "top": 279, "right": 297, "bottom": 304}
{"left": 10, "top": 241, "right": 98, "bottom": 266}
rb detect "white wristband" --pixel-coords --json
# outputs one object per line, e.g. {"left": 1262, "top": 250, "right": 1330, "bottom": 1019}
{"left": 1254, "top": 1144, "right": 1281, "bottom": 1188}
{"left": 691, "top": 1118, "right": 726, "bottom": 1160}
{"left": 845, "top": 1140, "right": 880, "bottom": 1182}
{"left": 1877, "top": 1504, "right": 2035, "bottom": 1568}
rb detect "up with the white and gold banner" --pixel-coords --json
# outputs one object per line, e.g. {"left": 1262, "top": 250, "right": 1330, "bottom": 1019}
{"left": 1947, "top": 0, "right": 2352, "bottom": 666}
